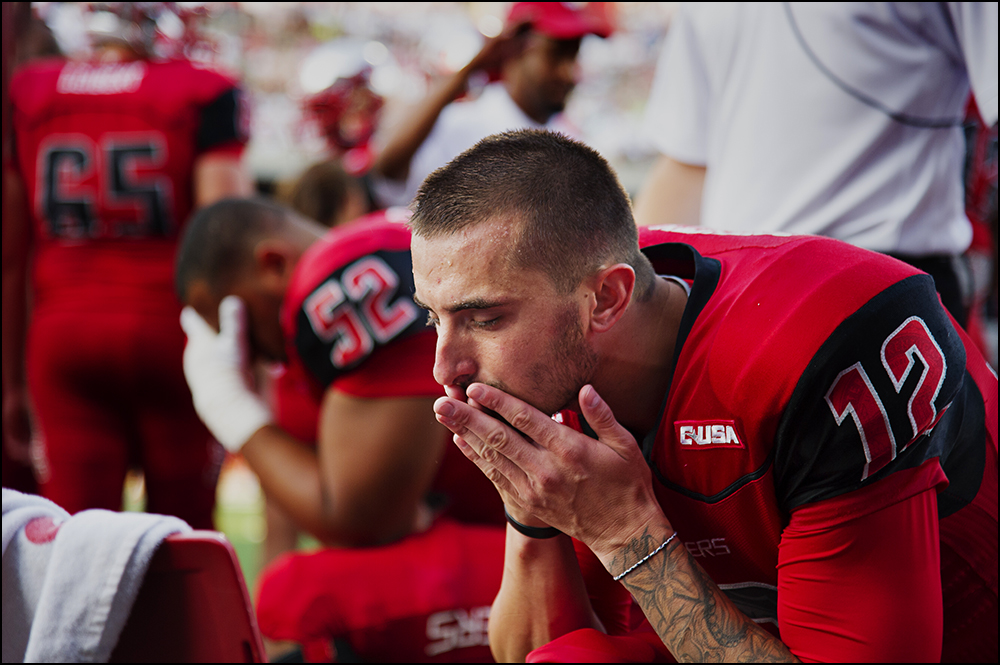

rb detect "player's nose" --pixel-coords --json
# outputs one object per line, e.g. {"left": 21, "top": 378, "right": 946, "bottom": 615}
{"left": 433, "top": 325, "right": 476, "bottom": 390}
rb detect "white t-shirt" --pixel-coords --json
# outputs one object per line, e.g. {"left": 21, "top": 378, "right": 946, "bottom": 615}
{"left": 374, "top": 83, "right": 573, "bottom": 207}
{"left": 644, "top": 2, "right": 998, "bottom": 255}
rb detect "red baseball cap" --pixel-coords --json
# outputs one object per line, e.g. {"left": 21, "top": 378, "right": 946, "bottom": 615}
{"left": 507, "top": 2, "right": 614, "bottom": 40}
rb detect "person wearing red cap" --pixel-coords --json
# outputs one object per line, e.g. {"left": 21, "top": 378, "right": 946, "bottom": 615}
{"left": 370, "top": 2, "right": 612, "bottom": 207}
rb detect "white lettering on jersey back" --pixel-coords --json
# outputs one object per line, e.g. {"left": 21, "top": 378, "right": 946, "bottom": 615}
{"left": 57, "top": 62, "right": 146, "bottom": 95}
{"left": 425, "top": 606, "right": 491, "bottom": 657}
{"left": 676, "top": 420, "right": 744, "bottom": 449}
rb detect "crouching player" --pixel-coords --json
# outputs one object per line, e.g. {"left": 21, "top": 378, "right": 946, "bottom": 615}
{"left": 413, "top": 130, "right": 997, "bottom": 662}
{"left": 175, "top": 198, "right": 504, "bottom": 662}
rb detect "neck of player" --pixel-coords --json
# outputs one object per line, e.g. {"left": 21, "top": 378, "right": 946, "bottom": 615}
{"left": 590, "top": 276, "right": 687, "bottom": 437}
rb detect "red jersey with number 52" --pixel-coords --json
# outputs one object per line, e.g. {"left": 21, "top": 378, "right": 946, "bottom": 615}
{"left": 280, "top": 212, "right": 505, "bottom": 526}
{"left": 10, "top": 57, "right": 246, "bottom": 312}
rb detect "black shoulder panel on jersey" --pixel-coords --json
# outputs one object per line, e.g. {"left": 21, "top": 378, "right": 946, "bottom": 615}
{"left": 293, "top": 248, "right": 425, "bottom": 389}
{"left": 196, "top": 87, "right": 244, "bottom": 152}
{"left": 773, "top": 274, "right": 979, "bottom": 513}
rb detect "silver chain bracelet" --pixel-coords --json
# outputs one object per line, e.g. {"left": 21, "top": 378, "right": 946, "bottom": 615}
{"left": 613, "top": 531, "right": 678, "bottom": 582}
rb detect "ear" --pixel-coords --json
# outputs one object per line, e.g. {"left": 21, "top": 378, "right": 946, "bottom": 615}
{"left": 589, "top": 263, "right": 635, "bottom": 333}
{"left": 252, "top": 239, "right": 296, "bottom": 292}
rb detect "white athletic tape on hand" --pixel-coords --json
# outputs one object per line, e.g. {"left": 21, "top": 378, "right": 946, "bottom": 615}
{"left": 180, "top": 296, "right": 273, "bottom": 452}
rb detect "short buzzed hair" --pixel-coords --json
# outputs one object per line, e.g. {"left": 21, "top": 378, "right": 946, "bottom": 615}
{"left": 175, "top": 197, "right": 291, "bottom": 300}
{"left": 409, "top": 130, "right": 654, "bottom": 298}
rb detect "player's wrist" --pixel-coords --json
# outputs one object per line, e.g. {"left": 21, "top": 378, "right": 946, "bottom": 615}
{"left": 206, "top": 392, "right": 273, "bottom": 453}
{"left": 592, "top": 506, "right": 675, "bottom": 570}
{"left": 503, "top": 503, "right": 551, "bottom": 529}
{"left": 185, "top": 352, "right": 273, "bottom": 453}
{"left": 504, "top": 505, "right": 561, "bottom": 539}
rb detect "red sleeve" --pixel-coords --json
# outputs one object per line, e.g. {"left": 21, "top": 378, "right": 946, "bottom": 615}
{"left": 274, "top": 329, "right": 441, "bottom": 439}
{"left": 776, "top": 460, "right": 945, "bottom": 663}
{"left": 271, "top": 363, "right": 321, "bottom": 446}
{"left": 331, "top": 329, "right": 442, "bottom": 399}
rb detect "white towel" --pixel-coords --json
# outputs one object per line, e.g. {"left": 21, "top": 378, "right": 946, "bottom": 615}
{"left": 2, "top": 489, "right": 190, "bottom": 663}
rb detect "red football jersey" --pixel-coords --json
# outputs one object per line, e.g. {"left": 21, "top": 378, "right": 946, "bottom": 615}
{"left": 270, "top": 361, "right": 322, "bottom": 446}
{"left": 272, "top": 215, "right": 506, "bottom": 661}
{"left": 9, "top": 57, "right": 246, "bottom": 311}
{"left": 571, "top": 226, "right": 997, "bottom": 660}
{"left": 280, "top": 211, "right": 504, "bottom": 524}
{"left": 281, "top": 211, "right": 437, "bottom": 396}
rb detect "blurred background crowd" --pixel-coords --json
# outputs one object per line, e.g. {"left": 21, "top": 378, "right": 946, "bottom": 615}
{"left": 27, "top": 1, "right": 675, "bottom": 194}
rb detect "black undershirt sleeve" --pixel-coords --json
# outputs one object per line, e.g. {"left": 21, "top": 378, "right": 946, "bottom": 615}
{"left": 196, "top": 87, "right": 246, "bottom": 152}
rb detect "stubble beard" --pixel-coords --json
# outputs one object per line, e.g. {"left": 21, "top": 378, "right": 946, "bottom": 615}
{"left": 527, "top": 306, "right": 597, "bottom": 416}
{"left": 460, "top": 306, "right": 596, "bottom": 423}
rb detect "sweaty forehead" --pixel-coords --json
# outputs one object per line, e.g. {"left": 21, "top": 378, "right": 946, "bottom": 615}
{"left": 413, "top": 216, "right": 518, "bottom": 266}
{"left": 411, "top": 219, "right": 547, "bottom": 309}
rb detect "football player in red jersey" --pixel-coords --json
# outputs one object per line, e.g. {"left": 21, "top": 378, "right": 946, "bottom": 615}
{"left": 266, "top": 158, "right": 371, "bottom": 565}
{"left": 411, "top": 130, "right": 998, "bottom": 663}
{"left": 2, "top": 2, "right": 58, "bottom": 495}
{"left": 2, "top": 4, "right": 251, "bottom": 525}
{"left": 175, "top": 198, "right": 504, "bottom": 661}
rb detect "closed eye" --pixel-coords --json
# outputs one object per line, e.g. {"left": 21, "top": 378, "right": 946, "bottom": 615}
{"left": 472, "top": 316, "right": 501, "bottom": 330}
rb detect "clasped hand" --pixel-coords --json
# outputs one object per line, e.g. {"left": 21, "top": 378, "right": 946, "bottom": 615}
{"left": 434, "top": 383, "right": 665, "bottom": 558}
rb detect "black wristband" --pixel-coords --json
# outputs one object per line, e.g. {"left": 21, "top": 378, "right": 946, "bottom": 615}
{"left": 504, "top": 506, "right": 562, "bottom": 539}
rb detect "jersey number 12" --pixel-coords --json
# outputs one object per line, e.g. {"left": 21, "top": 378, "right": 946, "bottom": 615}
{"left": 825, "top": 316, "right": 948, "bottom": 480}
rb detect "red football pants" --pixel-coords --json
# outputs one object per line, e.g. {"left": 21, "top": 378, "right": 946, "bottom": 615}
{"left": 27, "top": 306, "right": 219, "bottom": 528}
{"left": 257, "top": 518, "right": 506, "bottom": 663}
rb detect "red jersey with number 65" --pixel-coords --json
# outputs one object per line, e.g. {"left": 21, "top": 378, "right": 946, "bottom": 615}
{"left": 280, "top": 211, "right": 504, "bottom": 526}
{"left": 10, "top": 57, "right": 247, "bottom": 313}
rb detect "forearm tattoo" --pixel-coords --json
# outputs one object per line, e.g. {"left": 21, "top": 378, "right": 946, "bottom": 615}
{"left": 612, "top": 528, "right": 798, "bottom": 663}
